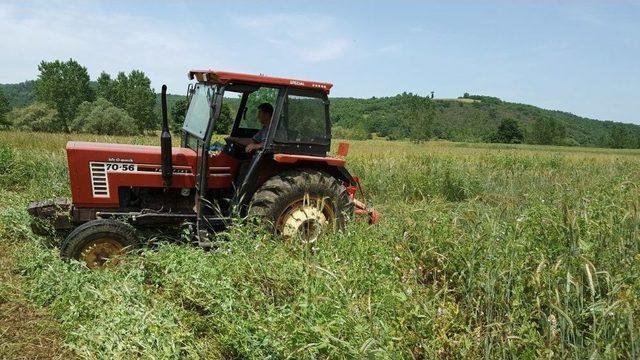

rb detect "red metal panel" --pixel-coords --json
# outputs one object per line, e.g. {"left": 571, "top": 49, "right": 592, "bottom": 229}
{"left": 337, "top": 142, "right": 350, "bottom": 157}
{"left": 188, "top": 70, "right": 333, "bottom": 94}
{"left": 273, "top": 153, "right": 346, "bottom": 167}
{"left": 66, "top": 141, "right": 238, "bottom": 208}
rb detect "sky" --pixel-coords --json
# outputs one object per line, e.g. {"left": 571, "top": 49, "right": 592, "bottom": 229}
{"left": 0, "top": 0, "right": 639, "bottom": 124}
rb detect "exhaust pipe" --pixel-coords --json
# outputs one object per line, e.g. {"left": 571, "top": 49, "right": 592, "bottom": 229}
{"left": 160, "top": 84, "right": 173, "bottom": 187}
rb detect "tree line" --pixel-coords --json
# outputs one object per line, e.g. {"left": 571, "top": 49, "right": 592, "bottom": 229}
{"left": 330, "top": 93, "right": 640, "bottom": 148}
{"left": 1, "top": 63, "right": 639, "bottom": 148}
{"left": 0, "top": 59, "right": 156, "bottom": 135}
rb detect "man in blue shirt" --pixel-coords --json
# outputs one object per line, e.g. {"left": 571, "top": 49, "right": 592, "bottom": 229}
{"left": 226, "top": 103, "right": 273, "bottom": 153}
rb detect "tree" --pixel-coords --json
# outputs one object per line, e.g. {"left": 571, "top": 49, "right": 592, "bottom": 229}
{"left": 35, "top": 59, "right": 94, "bottom": 132}
{"left": 608, "top": 124, "right": 632, "bottom": 149}
{"left": 69, "top": 98, "right": 140, "bottom": 135}
{"left": 405, "top": 95, "right": 434, "bottom": 142}
{"left": 215, "top": 104, "right": 234, "bottom": 134}
{"left": 10, "top": 102, "right": 60, "bottom": 132}
{"left": 170, "top": 98, "right": 188, "bottom": 132}
{"left": 490, "top": 118, "right": 524, "bottom": 143}
{"left": 532, "top": 115, "right": 567, "bottom": 145}
{"left": 96, "top": 70, "right": 157, "bottom": 132}
{"left": 110, "top": 72, "right": 130, "bottom": 109}
{"left": 0, "top": 88, "right": 10, "bottom": 128}
{"left": 96, "top": 72, "right": 113, "bottom": 100}
{"left": 125, "top": 70, "right": 157, "bottom": 132}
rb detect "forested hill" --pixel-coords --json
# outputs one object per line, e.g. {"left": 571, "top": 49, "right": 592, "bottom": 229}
{"left": 3, "top": 80, "right": 639, "bottom": 148}
{"left": 331, "top": 94, "right": 640, "bottom": 148}
{"left": 0, "top": 81, "right": 37, "bottom": 108}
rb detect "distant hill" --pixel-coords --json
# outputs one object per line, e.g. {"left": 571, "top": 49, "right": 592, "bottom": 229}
{"left": 154, "top": 93, "right": 185, "bottom": 120}
{"left": 0, "top": 81, "right": 37, "bottom": 108}
{"left": 331, "top": 94, "right": 640, "bottom": 148}
{"left": 3, "top": 81, "right": 639, "bottom": 148}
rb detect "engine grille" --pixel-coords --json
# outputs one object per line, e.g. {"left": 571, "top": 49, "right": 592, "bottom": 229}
{"left": 89, "top": 162, "right": 109, "bottom": 197}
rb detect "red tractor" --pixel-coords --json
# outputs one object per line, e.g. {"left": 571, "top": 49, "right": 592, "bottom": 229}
{"left": 28, "top": 70, "right": 378, "bottom": 268}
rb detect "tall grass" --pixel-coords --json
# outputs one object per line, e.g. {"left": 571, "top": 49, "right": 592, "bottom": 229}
{"left": 0, "top": 131, "right": 639, "bottom": 358}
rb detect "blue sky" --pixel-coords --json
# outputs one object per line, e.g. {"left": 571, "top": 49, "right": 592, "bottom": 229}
{"left": 1, "top": 1, "right": 639, "bottom": 124}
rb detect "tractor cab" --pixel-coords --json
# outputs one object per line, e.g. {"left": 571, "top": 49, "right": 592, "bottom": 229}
{"left": 178, "top": 71, "right": 338, "bottom": 232}
{"left": 183, "top": 72, "right": 332, "bottom": 157}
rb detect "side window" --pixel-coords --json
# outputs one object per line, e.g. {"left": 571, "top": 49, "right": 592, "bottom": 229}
{"left": 275, "top": 90, "right": 329, "bottom": 144}
{"left": 219, "top": 91, "right": 242, "bottom": 134}
{"left": 240, "top": 87, "right": 278, "bottom": 130}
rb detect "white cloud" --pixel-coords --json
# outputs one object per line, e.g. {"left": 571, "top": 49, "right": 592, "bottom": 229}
{"left": 233, "top": 13, "right": 349, "bottom": 62}
{"left": 0, "top": 4, "right": 351, "bottom": 89}
{"left": 0, "top": 2, "right": 235, "bottom": 92}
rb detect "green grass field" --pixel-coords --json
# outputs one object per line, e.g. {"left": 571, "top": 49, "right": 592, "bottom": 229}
{"left": 1, "top": 131, "right": 639, "bottom": 359}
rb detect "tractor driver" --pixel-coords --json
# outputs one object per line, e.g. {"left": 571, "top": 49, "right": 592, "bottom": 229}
{"left": 226, "top": 102, "right": 273, "bottom": 153}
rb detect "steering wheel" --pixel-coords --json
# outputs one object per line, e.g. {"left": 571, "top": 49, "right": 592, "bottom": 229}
{"left": 223, "top": 137, "right": 247, "bottom": 158}
{"left": 225, "top": 137, "right": 241, "bottom": 146}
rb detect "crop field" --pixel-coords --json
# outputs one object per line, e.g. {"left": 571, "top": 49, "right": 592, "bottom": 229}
{"left": 0, "top": 131, "right": 639, "bottom": 359}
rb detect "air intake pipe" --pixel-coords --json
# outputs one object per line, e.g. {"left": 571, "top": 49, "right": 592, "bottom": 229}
{"left": 160, "top": 84, "right": 173, "bottom": 187}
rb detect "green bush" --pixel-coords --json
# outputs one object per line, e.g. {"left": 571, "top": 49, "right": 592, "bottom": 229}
{"left": 0, "top": 145, "right": 15, "bottom": 174}
{"left": 332, "top": 125, "right": 371, "bottom": 140}
{"left": 532, "top": 116, "right": 567, "bottom": 145}
{"left": 559, "top": 137, "right": 580, "bottom": 147}
{"left": 69, "top": 98, "right": 140, "bottom": 135}
{"left": 10, "top": 102, "right": 63, "bottom": 132}
{"left": 489, "top": 118, "right": 524, "bottom": 144}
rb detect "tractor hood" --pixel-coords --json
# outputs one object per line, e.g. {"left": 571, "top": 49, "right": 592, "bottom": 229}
{"left": 66, "top": 141, "right": 195, "bottom": 162}
{"left": 65, "top": 141, "right": 198, "bottom": 208}
{"left": 67, "top": 141, "right": 195, "bottom": 162}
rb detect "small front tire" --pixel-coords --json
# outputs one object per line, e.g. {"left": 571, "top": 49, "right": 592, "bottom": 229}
{"left": 60, "top": 219, "right": 140, "bottom": 269}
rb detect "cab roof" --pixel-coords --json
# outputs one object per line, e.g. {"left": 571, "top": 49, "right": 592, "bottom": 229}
{"left": 188, "top": 70, "right": 333, "bottom": 94}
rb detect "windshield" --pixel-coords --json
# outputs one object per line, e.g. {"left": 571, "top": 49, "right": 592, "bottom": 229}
{"left": 183, "top": 84, "right": 215, "bottom": 138}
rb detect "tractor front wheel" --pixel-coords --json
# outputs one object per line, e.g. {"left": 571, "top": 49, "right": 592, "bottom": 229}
{"left": 60, "top": 219, "right": 140, "bottom": 269}
{"left": 249, "top": 169, "right": 353, "bottom": 243}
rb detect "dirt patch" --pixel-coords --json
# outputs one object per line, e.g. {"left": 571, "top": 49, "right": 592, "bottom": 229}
{"left": 0, "top": 243, "right": 72, "bottom": 359}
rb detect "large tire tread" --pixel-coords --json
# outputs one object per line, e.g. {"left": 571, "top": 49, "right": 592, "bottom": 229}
{"left": 248, "top": 169, "right": 354, "bottom": 234}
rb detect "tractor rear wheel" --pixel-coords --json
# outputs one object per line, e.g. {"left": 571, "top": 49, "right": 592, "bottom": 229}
{"left": 60, "top": 219, "right": 140, "bottom": 269}
{"left": 249, "top": 169, "right": 353, "bottom": 243}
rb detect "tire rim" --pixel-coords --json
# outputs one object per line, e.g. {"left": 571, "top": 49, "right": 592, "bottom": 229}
{"left": 80, "top": 238, "right": 125, "bottom": 269}
{"left": 277, "top": 195, "right": 335, "bottom": 243}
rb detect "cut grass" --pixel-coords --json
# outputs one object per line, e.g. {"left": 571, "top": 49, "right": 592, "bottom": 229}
{"left": 0, "top": 241, "right": 71, "bottom": 359}
{"left": 0, "top": 130, "right": 639, "bottom": 358}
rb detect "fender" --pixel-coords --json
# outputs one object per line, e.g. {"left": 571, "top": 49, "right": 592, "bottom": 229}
{"left": 272, "top": 153, "right": 356, "bottom": 185}
{"left": 272, "top": 153, "right": 378, "bottom": 223}
{"left": 273, "top": 153, "right": 346, "bottom": 167}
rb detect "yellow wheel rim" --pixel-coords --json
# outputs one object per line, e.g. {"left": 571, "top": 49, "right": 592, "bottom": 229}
{"left": 276, "top": 195, "right": 335, "bottom": 243}
{"left": 80, "top": 238, "right": 124, "bottom": 269}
